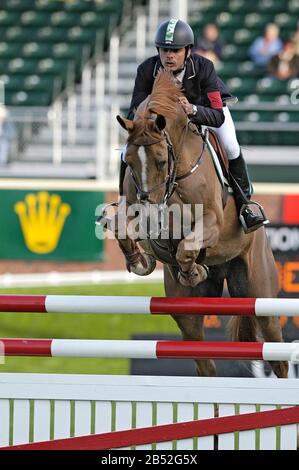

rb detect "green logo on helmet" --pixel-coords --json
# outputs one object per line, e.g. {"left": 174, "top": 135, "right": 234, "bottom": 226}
{"left": 164, "top": 19, "right": 178, "bottom": 43}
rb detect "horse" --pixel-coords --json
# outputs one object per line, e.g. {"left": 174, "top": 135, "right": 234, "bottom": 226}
{"left": 112, "top": 70, "right": 288, "bottom": 378}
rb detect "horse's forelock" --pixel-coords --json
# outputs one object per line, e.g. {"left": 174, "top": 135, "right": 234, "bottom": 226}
{"left": 129, "top": 71, "right": 184, "bottom": 144}
{"left": 127, "top": 117, "right": 160, "bottom": 145}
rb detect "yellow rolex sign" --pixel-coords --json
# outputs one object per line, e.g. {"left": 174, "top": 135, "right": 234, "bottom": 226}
{"left": 15, "top": 192, "right": 71, "bottom": 254}
{"left": 0, "top": 189, "right": 104, "bottom": 261}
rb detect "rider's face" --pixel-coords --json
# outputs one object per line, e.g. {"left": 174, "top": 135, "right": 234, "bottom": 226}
{"left": 159, "top": 47, "right": 188, "bottom": 72}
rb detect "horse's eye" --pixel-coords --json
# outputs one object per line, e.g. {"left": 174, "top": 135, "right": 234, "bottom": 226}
{"left": 157, "top": 160, "right": 167, "bottom": 170}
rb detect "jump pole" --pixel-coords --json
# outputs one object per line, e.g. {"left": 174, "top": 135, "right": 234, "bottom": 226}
{"left": 1, "top": 339, "right": 299, "bottom": 362}
{"left": 0, "top": 295, "right": 298, "bottom": 316}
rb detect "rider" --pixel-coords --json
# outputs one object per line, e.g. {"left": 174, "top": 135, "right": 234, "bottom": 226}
{"left": 120, "top": 18, "right": 268, "bottom": 233}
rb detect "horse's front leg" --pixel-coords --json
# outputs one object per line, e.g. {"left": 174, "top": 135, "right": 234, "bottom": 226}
{"left": 117, "top": 236, "right": 156, "bottom": 276}
{"left": 176, "top": 239, "right": 208, "bottom": 287}
{"left": 176, "top": 211, "right": 220, "bottom": 287}
{"left": 116, "top": 205, "right": 156, "bottom": 276}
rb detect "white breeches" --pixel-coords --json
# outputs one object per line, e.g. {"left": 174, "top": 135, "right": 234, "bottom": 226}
{"left": 209, "top": 106, "right": 240, "bottom": 160}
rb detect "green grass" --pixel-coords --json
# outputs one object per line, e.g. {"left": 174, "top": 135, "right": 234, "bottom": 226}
{"left": 0, "top": 283, "right": 179, "bottom": 375}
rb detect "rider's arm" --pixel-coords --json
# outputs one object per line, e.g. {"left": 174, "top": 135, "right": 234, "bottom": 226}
{"left": 127, "top": 62, "right": 153, "bottom": 120}
{"left": 190, "top": 59, "right": 225, "bottom": 128}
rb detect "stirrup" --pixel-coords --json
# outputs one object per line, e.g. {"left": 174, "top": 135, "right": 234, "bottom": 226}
{"left": 239, "top": 201, "right": 269, "bottom": 234}
{"left": 95, "top": 202, "right": 118, "bottom": 231}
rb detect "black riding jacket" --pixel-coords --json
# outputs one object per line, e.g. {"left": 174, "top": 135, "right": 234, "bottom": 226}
{"left": 127, "top": 53, "right": 232, "bottom": 128}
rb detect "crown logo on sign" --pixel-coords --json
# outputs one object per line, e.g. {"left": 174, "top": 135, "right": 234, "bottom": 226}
{"left": 14, "top": 191, "right": 71, "bottom": 254}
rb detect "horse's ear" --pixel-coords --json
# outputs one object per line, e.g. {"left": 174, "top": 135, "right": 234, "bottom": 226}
{"left": 155, "top": 114, "right": 166, "bottom": 131}
{"left": 117, "top": 115, "right": 134, "bottom": 131}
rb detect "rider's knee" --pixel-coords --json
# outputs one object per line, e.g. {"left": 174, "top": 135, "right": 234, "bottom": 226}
{"left": 223, "top": 141, "right": 240, "bottom": 160}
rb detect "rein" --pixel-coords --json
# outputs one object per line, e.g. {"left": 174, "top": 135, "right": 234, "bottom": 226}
{"left": 176, "top": 139, "right": 206, "bottom": 181}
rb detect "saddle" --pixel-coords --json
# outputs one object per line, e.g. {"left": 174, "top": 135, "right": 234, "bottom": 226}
{"left": 208, "top": 128, "right": 229, "bottom": 179}
{"left": 203, "top": 128, "right": 230, "bottom": 208}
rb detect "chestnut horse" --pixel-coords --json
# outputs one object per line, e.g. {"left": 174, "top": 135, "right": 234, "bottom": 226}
{"left": 114, "top": 70, "right": 288, "bottom": 378}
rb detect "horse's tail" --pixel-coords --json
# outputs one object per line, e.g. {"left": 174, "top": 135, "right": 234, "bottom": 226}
{"left": 227, "top": 316, "right": 257, "bottom": 342}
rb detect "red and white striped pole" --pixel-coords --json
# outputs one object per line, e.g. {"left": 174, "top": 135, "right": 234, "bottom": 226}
{"left": 0, "top": 295, "right": 298, "bottom": 316}
{"left": 0, "top": 339, "right": 299, "bottom": 362}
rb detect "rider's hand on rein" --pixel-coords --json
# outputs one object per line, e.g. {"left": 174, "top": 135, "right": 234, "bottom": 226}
{"left": 178, "top": 96, "right": 193, "bottom": 115}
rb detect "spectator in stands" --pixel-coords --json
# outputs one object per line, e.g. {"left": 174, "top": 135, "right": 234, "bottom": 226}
{"left": 193, "top": 42, "right": 220, "bottom": 65}
{"left": 268, "top": 40, "right": 299, "bottom": 80}
{"left": 0, "top": 104, "right": 16, "bottom": 165}
{"left": 291, "top": 20, "right": 299, "bottom": 54}
{"left": 248, "top": 23, "right": 283, "bottom": 67}
{"left": 193, "top": 23, "right": 224, "bottom": 61}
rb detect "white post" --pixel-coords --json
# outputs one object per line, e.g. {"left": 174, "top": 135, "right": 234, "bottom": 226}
{"left": 108, "top": 34, "right": 120, "bottom": 181}
{"left": 109, "top": 34, "right": 119, "bottom": 97}
{"left": 109, "top": 100, "right": 120, "bottom": 179}
{"left": 136, "top": 9, "right": 147, "bottom": 61}
{"left": 95, "top": 62, "right": 106, "bottom": 181}
{"left": 81, "top": 65, "right": 92, "bottom": 128}
{"left": 0, "top": 79, "right": 4, "bottom": 104}
{"left": 52, "top": 100, "right": 62, "bottom": 165}
{"left": 171, "top": 0, "right": 188, "bottom": 21}
{"left": 148, "top": 0, "right": 160, "bottom": 41}
{"left": 67, "top": 91, "right": 76, "bottom": 145}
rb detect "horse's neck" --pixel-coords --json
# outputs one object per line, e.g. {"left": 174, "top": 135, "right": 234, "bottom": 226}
{"left": 169, "top": 121, "right": 223, "bottom": 205}
{"left": 168, "top": 120, "right": 204, "bottom": 175}
{"left": 167, "top": 119, "right": 189, "bottom": 168}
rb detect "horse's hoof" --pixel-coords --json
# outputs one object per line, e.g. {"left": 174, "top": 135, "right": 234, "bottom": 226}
{"left": 178, "top": 264, "right": 209, "bottom": 287}
{"left": 129, "top": 253, "right": 156, "bottom": 276}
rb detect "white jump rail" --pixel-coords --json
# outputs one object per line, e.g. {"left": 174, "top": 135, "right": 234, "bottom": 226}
{"left": 0, "top": 374, "right": 298, "bottom": 450}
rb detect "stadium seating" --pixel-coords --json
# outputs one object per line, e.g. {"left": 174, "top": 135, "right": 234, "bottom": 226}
{"left": 191, "top": 0, "right": 299, "bottom": 145}
{"left": 0, "top": 0, "right": 125, "bottom": 105}
{"left": 0, "top": 0, "right": 298, "bottom": 150}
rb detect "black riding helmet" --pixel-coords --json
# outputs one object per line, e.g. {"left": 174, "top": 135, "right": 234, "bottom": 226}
{"left": 155, "top": 19, "right": 194, "bottom": 49}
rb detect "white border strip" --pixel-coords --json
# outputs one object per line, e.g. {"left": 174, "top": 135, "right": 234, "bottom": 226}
{"left": 0, "top": 179, "right": 118, "bottom": 191}
{"left": 0, "top": 270, "right": 164, "bottom": 288}
{"left": 0, "top": 179, "right": 298, "bottom": 195}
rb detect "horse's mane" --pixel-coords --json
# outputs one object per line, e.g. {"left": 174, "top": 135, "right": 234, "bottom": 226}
{"left": 147, "top": 70, "right": 184, "bottom": 119}
{"left": 128, "top": 71, "right": 184, "bottom": 143}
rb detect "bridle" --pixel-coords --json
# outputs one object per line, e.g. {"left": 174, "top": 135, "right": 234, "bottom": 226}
{"left": 128, "top": 131, "right": 176, "bottom": 204}
{"left": 127, "top": 121, "right": 206, "bottom": 204}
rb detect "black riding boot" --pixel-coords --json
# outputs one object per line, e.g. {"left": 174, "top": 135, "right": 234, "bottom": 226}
{"left": 119, "top": 159, "right": 128, "bottom": 196}
{"left": 229, "top": 152, "right": 269, "bottom": 233}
